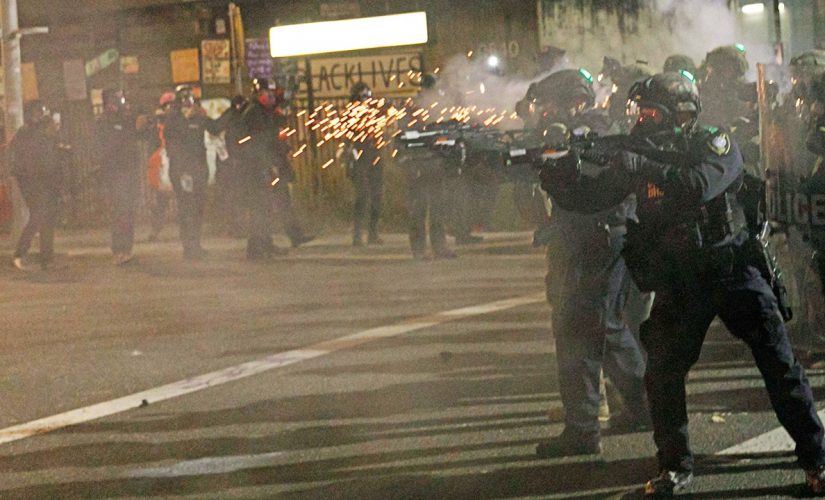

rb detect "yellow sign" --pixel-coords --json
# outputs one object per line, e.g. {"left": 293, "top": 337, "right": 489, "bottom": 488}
{"left": 201, "top": 40, "right": 231, "bottom": 84}
{"left": 170, "top": 48, "right": 200, "bottom": 84}
{"left": 22, "top": 63, "right": 39, "bottom": 102}
{"left": 302, "top": 52, "right": 423, "bottom": 98}
{"left": 120, "top": 56, "right": 140, "bottom": 74}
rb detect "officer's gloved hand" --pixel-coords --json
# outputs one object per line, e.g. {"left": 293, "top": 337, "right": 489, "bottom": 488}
{"left": 539, "top": 151, "right": 580, "bottom": 194}
{"left": 610, "top": 150, "right": 646, "bottom": 174}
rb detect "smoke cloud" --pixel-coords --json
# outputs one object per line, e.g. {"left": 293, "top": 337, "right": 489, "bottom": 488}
{"left": 418, "top": 0, "right": 788, "bottom": 127}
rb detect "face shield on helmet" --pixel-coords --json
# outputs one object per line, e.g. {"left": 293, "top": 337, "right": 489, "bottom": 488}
{"left": 704, "top": 45, "right": 749, "bottom": 88}
{"left": 251, "top": 78, "right": 279, "bottom": 109}
{"left": 627, "top": 71, "right": 701, "bottom": 138}
{"left": 175, "top": 84, "right": 196, "bottom": 108}
{"left": 530, "top": 69, "right": 595, "bottom": 128}
{"left": 789, "top": 50, "right": 825, "bottom": 120}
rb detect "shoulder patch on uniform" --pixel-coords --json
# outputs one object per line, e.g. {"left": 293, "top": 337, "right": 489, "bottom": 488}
{"left": 708, "top": 132, "right": 731, "bottom": 156}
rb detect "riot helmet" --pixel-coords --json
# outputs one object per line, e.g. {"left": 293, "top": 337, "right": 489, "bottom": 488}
{"left": 102, "top": 88, "right": 127, "bottom": 113}
{"left": 789, "top": 50, "right": 825, "bottom": 118}
{"left": 419, "top": 73, "right": 438, "bottom": 90}
{"left": 527, "top": 68, "right": 596, "bottom": 126}
{"left": 349, "top": 82, "right": 372, "bottom": 102}
{"left": 627, "top": 72, "right": 701, "bottom": 137}
{"left": 159, "top": 90, "right": 176, "bottom": 109}
{"left": 251, "top": 77, "right": 278, "bottom": 110}
{"left": 231, "top": 94, "right": 248, "bottom": 112}
{"left": 175, "top": 84, "right": 196, "bottom": 108}
{"left": 24, "top": 100, "right": 50, "bottom": 126}
{"left": 663, "top": 54, "right": 697, "bottom": 77}
{"left": 704, "top": 45, "right": 749, "bottom": 84}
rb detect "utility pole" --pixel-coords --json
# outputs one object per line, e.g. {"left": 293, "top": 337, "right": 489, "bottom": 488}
{"left": 2, "top": 0, "right": 22, "bottom": 144}
{"left": 229, "top": 3, "right": 244, "bottom": 96}
{"left": 2, "top": 0, "right": 25, "bottom": 238}
{"left": 1, "top": 0, "right": 48, "bottom": 238}
{"left": 772, "top": 0, "right": 784, "bottom": 64}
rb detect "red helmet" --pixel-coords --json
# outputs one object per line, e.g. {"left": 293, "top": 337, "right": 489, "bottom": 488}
{"left": 159, "top": 91, "right": 176, "bottom": 107}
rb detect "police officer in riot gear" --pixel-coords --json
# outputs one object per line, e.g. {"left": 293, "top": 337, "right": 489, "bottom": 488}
{"left": 10, "top": 100, "right": 62, "bottom": 271}
{"left": 396, "top": 81, "right": 457, "bottom": 260}
{"left": 804, "top": 71, "right": 825, "bottom": 290}
{"left": 700, "top": 45, "right": 755, "bottom": 130}
{"left": 164, "top": 84, "right": 225, "bottom": 260}
{"left": 96, "top": 88, "right": 144, "bottom": 265}
{"left": 347, "top": 82, "right": 385, "bottom": 247}
{"left": 540, "top": 72, "right": 825, "bottom": 496}
{"left": 522, "top": 69, "right": 649, "bottom": 459}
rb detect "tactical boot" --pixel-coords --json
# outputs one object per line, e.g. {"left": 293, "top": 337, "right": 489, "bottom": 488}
{"left": 535, "top": 429, "right": 601, "bottom": 458}
{"left": 433, "top": 248, "right": 458, "bottom": 259}
{"left": 604, "top": 410, "right": 652, "bottom": 434}
{"left": 644, "top": 470, "right": 693, "bottom": 497}
{"left": 805, "top": 466, "right": 825, "bottom": 494}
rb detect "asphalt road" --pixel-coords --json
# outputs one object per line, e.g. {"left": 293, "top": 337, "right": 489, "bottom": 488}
{"left": 0, "top": 230, "right": 824, "bottom": 499}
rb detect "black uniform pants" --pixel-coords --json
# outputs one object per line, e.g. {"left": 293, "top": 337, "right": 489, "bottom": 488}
{"left": 109, "top": 171, "right": 139, "bottom": 255}
{"left": 351, "top": 163, "right": 383, "bottom": 240}
{"left": 551, "top": 255, "right": 647, "bottom": 437}
{"left": 245, "top": 172, "right": 274, "bottom": 259}
{"left": 407, "top": 172, "right": 448, "bottom": 255}
{"left": 150, "top": 189, "right": 174, "bottom": 238}
{"left": 642, "top": 264, "right": 825, "bottom": 473}
{"left": 447, "top": 174, "right": 473, "bottom": 241}
{"left": 171, "top": 169, "right": 207, "bottom": 257}
{"left": 14, "top": 181, "right": 58, "bottom": 264}
{"left": 273, "top": 182, "right": 303, "bottom": 243}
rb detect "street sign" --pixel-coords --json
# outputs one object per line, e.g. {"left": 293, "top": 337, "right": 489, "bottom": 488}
{"left": 300, "top": 52, "right": 423, "bottom": 98}
{"left": 85, "top": 48, "right": 119, "bottom": 77}
{"left": 170, "top": 48, "right": 200, "bottom": 84}
{"left": 245, "top": 37, "right": 272, "bottom": 79}
{"left": 201, "top": 39, "right": 231, "bottom": 84}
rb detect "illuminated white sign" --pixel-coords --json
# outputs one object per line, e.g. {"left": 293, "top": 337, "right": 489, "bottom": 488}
{"left": 741, "top": 2, "right": 785, "bottom": 14}
{"left": 269, "top": 12, "right": 428, "bottom": 57}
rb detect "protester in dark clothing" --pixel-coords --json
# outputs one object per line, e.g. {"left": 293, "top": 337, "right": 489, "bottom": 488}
{"left": 10, "top": 100, "right": 62, "bottom": 271}
{"left": 96, "top": 89, "right": 145, "bottom": 265}
{"left": 163, "top": 85, "right": 225, "bottom": 260}
{"left": 235, "top": 78, "right": 289, "bottom": 260}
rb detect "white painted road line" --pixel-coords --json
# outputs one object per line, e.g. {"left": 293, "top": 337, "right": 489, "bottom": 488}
{"left": 122, "top": 452, "right": 286, "bottom": 478}
{"left": 717, "top": 408, "right": 825, "bottom": 455}
{"left": 0, "top": 292, "right": 545, "bottom": 446}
